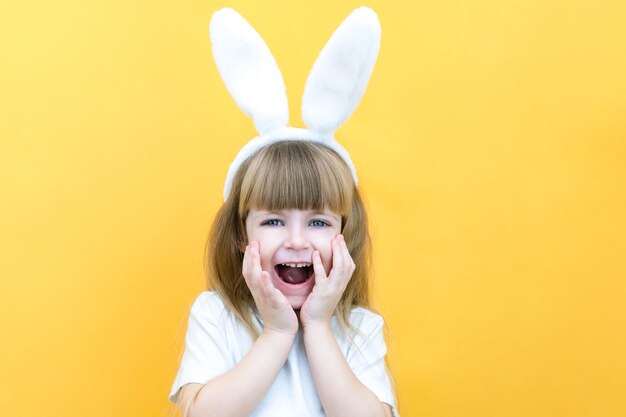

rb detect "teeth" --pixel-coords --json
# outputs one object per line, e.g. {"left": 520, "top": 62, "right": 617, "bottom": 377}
{"left": 281, "top": 263, "right": 312, "bottom": 268}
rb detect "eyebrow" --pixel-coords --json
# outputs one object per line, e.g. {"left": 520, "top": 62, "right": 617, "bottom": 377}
{"left": 252, "top": 210, "right": 340, "bottom": 221}
{"left": 248, "top": 210, "right": 281, "bottom": 219}
{"left": 312, "top": 211, "right": 341, "bottom": 222}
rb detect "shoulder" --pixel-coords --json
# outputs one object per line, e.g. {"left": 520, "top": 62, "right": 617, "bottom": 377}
{"left": 335, "top": 307, "right": 389, "bottom": 361}
{"left": 189, "top": 291, "right": 229, "bottom": 322}
{"left": 348, "top": 307, "right": 385, "bottom": 333}
{"left": 332, "top": 307, "right": 386, "bottom": 348}
{"left": 190, "top": 290, "right": 225, "bottom": 310}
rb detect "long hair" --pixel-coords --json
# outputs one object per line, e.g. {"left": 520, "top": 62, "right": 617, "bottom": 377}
{"left": 204, "top": 140, "right": 372, "bottom": 336}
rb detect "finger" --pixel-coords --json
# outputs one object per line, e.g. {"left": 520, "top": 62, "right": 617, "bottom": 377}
{"left": 250, "top": 241, "right": 262, "bottom": 278}
{"left": 338, "top": 235, "right": 355, "bottom": 286}
{"left": 331, "top": 235, "right": 352, "bottom": 290}
{"left": 312, "top": 250, "right": 327, "bottom": 285}
{"left": 244, "top": 242, "right": 263, "bottom": 294}
{"left": 260, "top": 271, "right": 289, "bottom": 308}
{"left": 259, "top": 271, "right": 274, "bottom": 299}
{"left": 242, "top": 244, "right": 251, "bottom": 282}
{"left": 330, "top": 235, "right": 345, "bottom": 281}
{"left": 242, "top": 245, "right": 265, "bottom": 307}
{"left": 339, "top": 235, "right": 354, "bottom": 270}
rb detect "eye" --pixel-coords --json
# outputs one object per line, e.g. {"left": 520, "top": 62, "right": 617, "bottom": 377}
{"left": 262, "top": 219, "right": 284, "bottom": 226}
{"left": 309, "top": 219, "right": 330, "bottom": 228}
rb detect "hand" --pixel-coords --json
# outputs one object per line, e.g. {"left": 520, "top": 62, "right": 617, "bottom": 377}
{"left": 242, "top": 241, "right": 299, "bottom": 336}
{"left": 300, "top": 235, "right": 356, "bottom": 330}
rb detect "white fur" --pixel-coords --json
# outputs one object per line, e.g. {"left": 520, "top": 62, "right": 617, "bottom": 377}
{"left": 302, "top": 7, "right": 381, "bottom": 134}
{"left": 209, "top": 7, "right": 381, "bottom": 200}
{"left": 209, "top": 8, "right": 288, "bottom": 135}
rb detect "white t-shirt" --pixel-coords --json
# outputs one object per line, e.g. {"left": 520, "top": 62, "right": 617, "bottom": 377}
{"left": 169, "top": 291, "right": 399, "bottom": 416}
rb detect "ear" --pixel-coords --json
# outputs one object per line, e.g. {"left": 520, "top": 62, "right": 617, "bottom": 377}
{"left": 302, "top": 7, "right": 381, "bottom": 135}
{"left": 210, "top": 8, "right": 289, "bottom": 135}
{"left": 237, "top": 242, "right": 247, "bottom": 253}
{"left": 238, "top": 216, "right": 250, "bottom": 253}
{"left": 236, "top": 234, "right": 249, "bottom": 253}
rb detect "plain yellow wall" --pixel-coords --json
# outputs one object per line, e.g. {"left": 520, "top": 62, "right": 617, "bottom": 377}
{"left": 2, "top": 1, "right": 625, "bottom": 416}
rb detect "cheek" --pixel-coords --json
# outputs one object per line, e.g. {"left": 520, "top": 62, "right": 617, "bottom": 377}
{"left": 256, "top": 235, "right": 282, "bottom": 265}
{"left": 317, "top": 240, "right": 335, "bottom": 267}
{"left": 257, "top": 243, "right": 273, "bottom": 263}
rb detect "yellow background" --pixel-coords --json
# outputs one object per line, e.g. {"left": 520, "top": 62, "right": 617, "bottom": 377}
{"left": 1, "top": 0, "right": 625, "bottom": 416}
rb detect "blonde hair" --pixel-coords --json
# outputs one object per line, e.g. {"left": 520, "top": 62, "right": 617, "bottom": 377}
{"left": 204, "top": 140, "right": 372, "bottom": 336}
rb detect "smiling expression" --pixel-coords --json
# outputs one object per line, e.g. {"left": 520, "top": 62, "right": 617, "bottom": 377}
{"left": 245, "top": 208, "right": 342, "bottom": 309}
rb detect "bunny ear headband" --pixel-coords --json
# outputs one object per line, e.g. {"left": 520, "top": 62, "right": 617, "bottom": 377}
{"left": 209, "top": 7, "right": 381, "bottom": 200}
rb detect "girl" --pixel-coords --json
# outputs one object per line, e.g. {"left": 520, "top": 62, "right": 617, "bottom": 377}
{"left": 169, "top": 7, "right": 398, "bottom": 417}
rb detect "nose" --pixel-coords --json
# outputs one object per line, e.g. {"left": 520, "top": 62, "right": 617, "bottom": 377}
{"left": 283, "top": 224, "right": 310, "bottom": 250}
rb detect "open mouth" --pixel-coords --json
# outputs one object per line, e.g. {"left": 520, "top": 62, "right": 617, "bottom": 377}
{"left": 274, "top": 263, "right": 314, "bottom": 285}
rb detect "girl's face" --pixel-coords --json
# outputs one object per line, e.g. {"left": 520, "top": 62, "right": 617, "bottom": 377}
{"left": 245, "top": 208, "right": 342, "bottom": 309}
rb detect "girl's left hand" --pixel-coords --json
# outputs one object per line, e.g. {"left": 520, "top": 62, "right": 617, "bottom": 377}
{"left": 300, "top": 234, "right": 355, "bottom": 329}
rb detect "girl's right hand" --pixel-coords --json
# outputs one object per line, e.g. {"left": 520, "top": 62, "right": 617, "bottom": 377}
{"left": 242, "top": 241, "right": 299, "bottom": 337}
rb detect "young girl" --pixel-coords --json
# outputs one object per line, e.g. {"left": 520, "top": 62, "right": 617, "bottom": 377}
{"left": 169, "top": 7, "right": 398, "bottom": 417}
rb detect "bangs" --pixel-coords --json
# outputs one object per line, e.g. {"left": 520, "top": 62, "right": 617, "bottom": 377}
{"left": 238, "top": 141, "right": 354, "bottom": 217}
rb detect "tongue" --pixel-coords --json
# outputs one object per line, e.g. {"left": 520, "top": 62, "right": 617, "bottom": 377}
{"left": 276, "top": 265, "right": 310, "bottom": 285}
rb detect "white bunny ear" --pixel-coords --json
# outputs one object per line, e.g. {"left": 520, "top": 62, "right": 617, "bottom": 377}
{"left": 210, "top": 8, "right": 289, "bottom": 135}
{"left": 302, "top": 7, "right": 381, "bottom": 135}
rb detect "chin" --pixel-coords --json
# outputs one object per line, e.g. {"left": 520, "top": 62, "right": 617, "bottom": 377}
{"left": 285, "top": 295, "right": 308, "bottom": 310}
